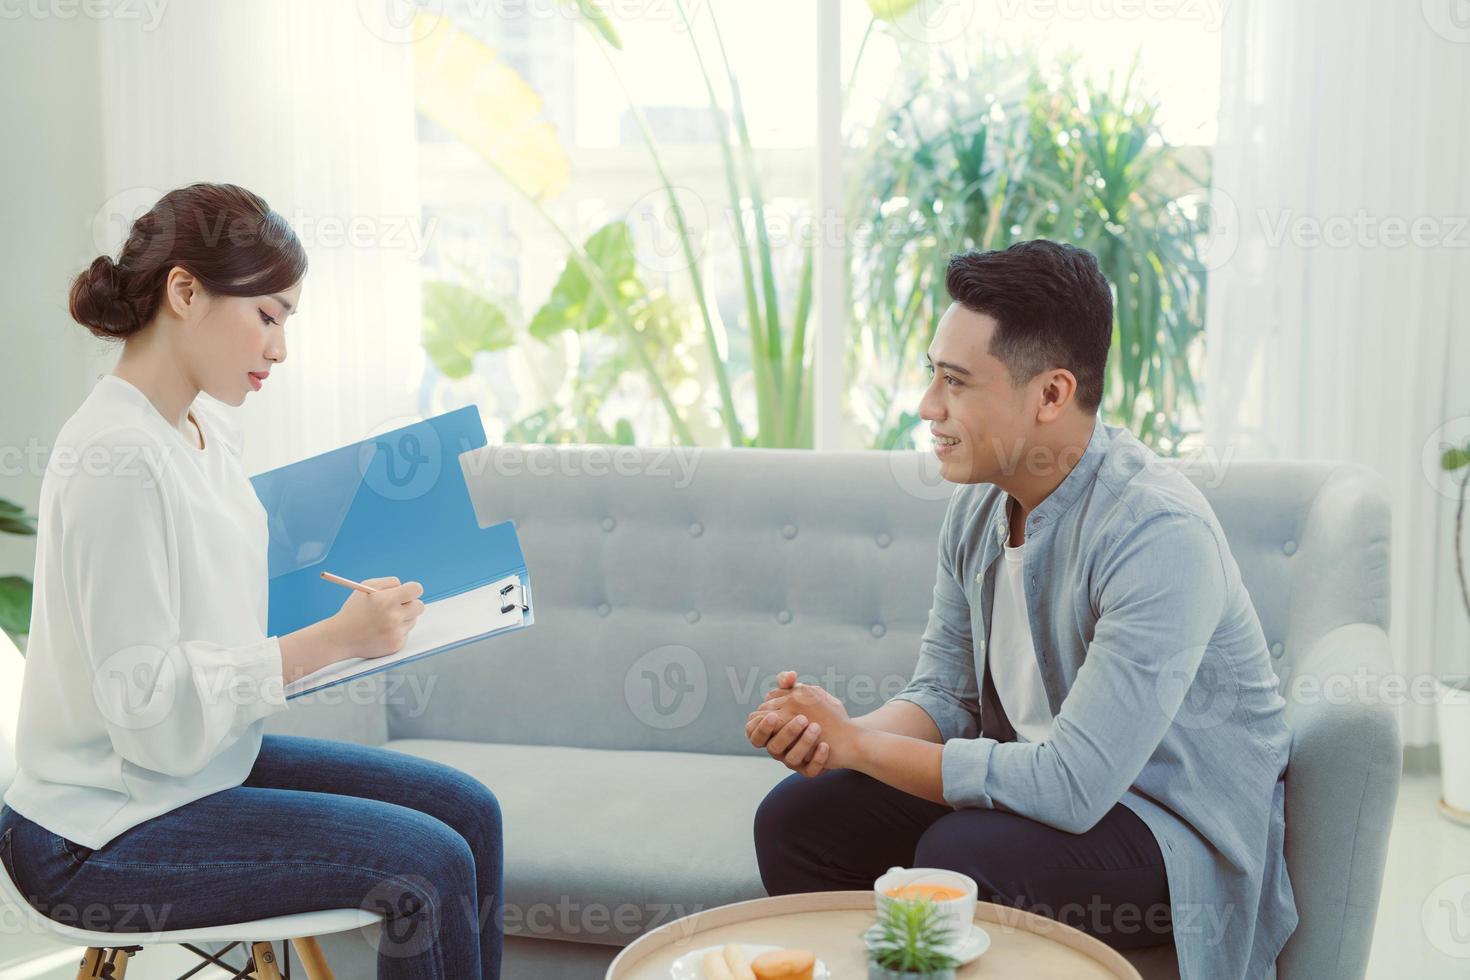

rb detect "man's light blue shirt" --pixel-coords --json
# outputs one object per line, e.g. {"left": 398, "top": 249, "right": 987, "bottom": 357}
{"left": 894, "top": 417, "right": 1297, "bottom": 980}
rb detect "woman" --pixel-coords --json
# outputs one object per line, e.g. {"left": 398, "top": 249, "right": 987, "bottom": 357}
{"left": 0, "top": 183, "right": 503, "bottom": 979}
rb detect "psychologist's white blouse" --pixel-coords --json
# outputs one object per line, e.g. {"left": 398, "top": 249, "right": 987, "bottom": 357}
{"left": 4, "top": 374, "right": 289, "bottom": 849}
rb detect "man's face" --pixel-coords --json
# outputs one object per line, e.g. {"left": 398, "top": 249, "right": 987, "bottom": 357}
{"left": 918, "top": 302, "right": 1035, "bottom": 485}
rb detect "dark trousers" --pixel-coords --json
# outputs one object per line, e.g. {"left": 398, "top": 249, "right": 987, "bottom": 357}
{"left": 754, "top": 768, "right": 1173, "bottom": 950}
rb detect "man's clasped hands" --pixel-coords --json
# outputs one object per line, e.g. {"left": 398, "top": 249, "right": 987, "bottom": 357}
{"left": 744, "top": 670, "right": 861, "bottom": 778}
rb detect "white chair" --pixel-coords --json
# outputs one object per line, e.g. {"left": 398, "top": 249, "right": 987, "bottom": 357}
{"left": 0, "top": 630, "right": 381, "bottom": 979}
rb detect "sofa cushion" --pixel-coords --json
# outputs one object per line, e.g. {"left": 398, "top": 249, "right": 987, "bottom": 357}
{"left": 385, "top": 738, "right": 790, "bottom": 946}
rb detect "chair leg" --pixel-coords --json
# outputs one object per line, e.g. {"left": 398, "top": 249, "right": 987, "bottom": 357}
{"left": 248, "top": 941, "right": 283, "bottom": 980}
{"left": 74, "top": 948, "right": 134, "bottom": 979}
{"left": 102, "top": 948, "right": 133, "bottom": 980}
{"left": 74, "top": 949, "right": 103, "bottom": 979}
{"left": 289, "top": 935, "right": 335, "bottom": 980}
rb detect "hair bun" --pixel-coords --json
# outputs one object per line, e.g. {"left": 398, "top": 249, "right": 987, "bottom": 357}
{"left": 69, "top": 255, "right": 140, "bottom": 339}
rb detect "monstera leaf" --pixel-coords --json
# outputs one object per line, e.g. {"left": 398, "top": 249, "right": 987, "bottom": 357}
{"left": 422, "top": 281, "right": 516, "bottom": 380}
{"left": 528, "top": 222, "right": 640, "bottom": 340}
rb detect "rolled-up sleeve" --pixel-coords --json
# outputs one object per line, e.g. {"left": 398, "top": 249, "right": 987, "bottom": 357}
{"left": 940, "top": 514, "right": 1227, "bottom": 832}
{"left": 59, "top": 430, "right": 288, "bottom": 779}
{"left": 891, "top": 494, "right": 981, "bottom": 743}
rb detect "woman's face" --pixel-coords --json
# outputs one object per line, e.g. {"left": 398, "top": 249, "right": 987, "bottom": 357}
{"left": 185, "top": 278, "right": 303, "bottom": 407}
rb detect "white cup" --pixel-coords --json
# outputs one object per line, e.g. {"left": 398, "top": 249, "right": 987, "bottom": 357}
{"left": 873, "top": 866, "right": 978, "bottom": 947}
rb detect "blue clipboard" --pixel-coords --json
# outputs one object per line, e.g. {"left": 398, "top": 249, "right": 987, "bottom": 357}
{"left": 249, "top": 406, "right": 532, "bottom": 699}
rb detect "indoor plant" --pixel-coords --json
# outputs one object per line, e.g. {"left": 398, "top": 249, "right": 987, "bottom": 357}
{"left": 1438, "top": 439, "right": 1470, "bottom": 824}
{"left": 0, "top": 496, "right": 35, "bottom": 646}
{"left": 414, "top": 2, "right": 815, "bottom": 448}
{"left": 847, "top": 50, "right": 1209, "bottom": 453}
{"left": 866, "top": 898, "right": 960, "bottom": 980}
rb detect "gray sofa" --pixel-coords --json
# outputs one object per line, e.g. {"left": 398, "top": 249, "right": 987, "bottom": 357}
{"left": 266, "top": 445, "right": 1400, "bottom": 980}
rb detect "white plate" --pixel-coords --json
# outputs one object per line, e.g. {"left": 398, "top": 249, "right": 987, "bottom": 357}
{"left": 670, "top": 943, "right": 831, "bottom": 979}
{"left": 862, "top": 922, "right": 992, "bottom": 966}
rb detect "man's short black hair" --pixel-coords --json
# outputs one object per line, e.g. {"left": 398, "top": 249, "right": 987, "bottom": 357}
{"left": 944, "top": 240, "right": 1113, "bottom": 414}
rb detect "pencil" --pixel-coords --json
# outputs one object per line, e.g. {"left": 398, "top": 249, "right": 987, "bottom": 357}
{"left": 319, "top": 571, "right": 378, "bottom": 594}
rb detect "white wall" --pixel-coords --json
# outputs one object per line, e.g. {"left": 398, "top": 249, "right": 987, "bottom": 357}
{"left": 0, "top": 17, "right": 114, "bottom": 616}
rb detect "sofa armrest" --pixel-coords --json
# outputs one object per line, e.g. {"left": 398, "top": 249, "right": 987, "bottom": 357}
{"left": 1277, "top": 622, "right": 1401, "bottom": 980}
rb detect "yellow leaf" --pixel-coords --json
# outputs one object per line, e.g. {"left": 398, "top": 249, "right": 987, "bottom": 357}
{"left": 412, "top": 12, "right": 571, "bottom": 200}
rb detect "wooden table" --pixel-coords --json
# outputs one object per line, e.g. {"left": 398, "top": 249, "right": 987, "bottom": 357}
{"left": 606, "top": 891, "right": 1143, "bottom": 979}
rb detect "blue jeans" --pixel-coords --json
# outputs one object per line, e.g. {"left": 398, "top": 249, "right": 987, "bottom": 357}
{"left": 0, "top": 734, "right": 502, "bottom": 979}
{"left": 754, "top": 769, "right": 1172, "bottom": 950}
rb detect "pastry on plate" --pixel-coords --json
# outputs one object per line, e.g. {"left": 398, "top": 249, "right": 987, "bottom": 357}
{"left": 750, "top": 948, "right": 816, "bottom": 980}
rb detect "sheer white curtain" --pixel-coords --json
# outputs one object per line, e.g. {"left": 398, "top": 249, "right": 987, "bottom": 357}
{"left": 1205, "top": 0, "right": 1470, "bottom": 746}
{"left": 96, "top": 1, "right": 427, "bottom": 474}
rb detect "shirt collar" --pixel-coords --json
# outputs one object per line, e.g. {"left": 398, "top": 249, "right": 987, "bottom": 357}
{"left": 990, "top": 414, "right": 1111, "bottom": 543}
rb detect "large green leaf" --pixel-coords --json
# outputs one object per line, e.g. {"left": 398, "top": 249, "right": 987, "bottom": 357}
{"left": 528, "top": 222, "right": 638, "bottom": 340}
{"left": 422, "top": 281, "right": 516, "bottom": 380}
{"left": 0, "top": 514, "right": 35, "bottom": 536}
{"left": 0, "top": 498, "right": 35, "bottom": 536}
{"left": 0, "top": 575, "right": 32, "bottom": 637}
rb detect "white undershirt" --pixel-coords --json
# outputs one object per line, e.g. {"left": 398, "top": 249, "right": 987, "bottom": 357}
{"left": 4, "top": 374, "right": 289, "bottom": 849}
{"left": 988, "top": 537, "right": 1055, "bottom": 743}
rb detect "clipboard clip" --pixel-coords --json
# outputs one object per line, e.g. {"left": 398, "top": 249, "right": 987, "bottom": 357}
{"left": 499, "top": 582, "right": 529, "bottom": 615}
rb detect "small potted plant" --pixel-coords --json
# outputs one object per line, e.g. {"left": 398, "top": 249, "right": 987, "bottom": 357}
{"left": 1439, "top": 441, "right": 1470, "bottom": 824}
{"left": 866, "top": 898, "right": 960, "bottom": 980}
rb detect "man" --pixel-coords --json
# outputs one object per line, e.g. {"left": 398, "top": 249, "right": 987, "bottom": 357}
{"left": 747, "top": 241, "right": 1296, "bottom": 980}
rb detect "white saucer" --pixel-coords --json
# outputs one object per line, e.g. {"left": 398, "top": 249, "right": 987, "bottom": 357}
{"left": 862, "top": 922, "right": 991, "bottom": 966}
{"left": 669, "top": 943, "right": 830, "bottom": 979}
{"left": 943, "top": 924, "right": 992, "bottom": 964}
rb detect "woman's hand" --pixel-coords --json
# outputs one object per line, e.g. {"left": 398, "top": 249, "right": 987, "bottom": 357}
{"left": 328, "top": 577, "right": 426, "bottom": 660}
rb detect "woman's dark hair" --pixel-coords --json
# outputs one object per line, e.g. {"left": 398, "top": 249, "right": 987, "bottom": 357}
{"left": 69, "top": 182, "right": 307, "bottom": 340}
{"left": 945, "top": 240, "right": 1113, "bottom": 414}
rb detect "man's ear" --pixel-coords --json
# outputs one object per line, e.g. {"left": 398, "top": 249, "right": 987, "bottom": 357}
{"left": 1035, "top": 368, "right": 1079, "bottom": 422}
{"left": 162, "top": 266, "right": 201, "bottom": 319}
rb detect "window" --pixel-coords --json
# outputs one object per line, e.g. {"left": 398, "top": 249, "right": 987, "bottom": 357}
{"left": 414, "top": 0, "right": 1220, "bottom": 454}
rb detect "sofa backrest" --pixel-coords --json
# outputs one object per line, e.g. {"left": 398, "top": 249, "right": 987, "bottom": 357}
{"left": 387, "top": 445, "right": 1390, "bottom": 756}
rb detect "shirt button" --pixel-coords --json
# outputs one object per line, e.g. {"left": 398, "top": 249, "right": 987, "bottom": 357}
{"left": 870, "top": 623, "right": 887, "bottom": 639}
{"left": 781, "top": 524, "right": 798, "bottom": 540}
{"left": 776, "top": 609, "right": 793, "bottom": 625}
{"left": 976, "top": 573, "right": 983, "bottom": 584}
{"left": 596, "top": 603, "right": 611, "bottom": 617}
{"left": 689, "top": 522, "right": 704, "bottom": 538}
{"left": 876, "top": 532, "right": 892, "bottom": 548}
{"left": 601, "top": 517, "right": 616, "bottom": 532}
